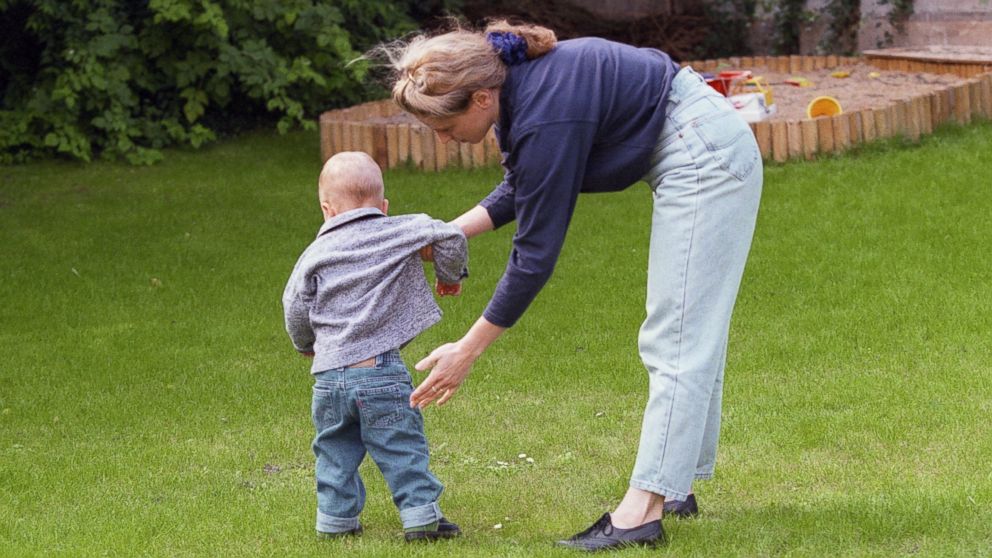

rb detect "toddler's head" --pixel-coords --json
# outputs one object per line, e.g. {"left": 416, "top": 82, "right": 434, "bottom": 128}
{"left": 318, "top": 152, "right": 387, "bottom": 220}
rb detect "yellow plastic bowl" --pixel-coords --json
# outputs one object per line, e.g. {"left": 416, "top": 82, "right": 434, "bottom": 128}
{"left": 807, "top": 96, "right": 843, "bottom": 118}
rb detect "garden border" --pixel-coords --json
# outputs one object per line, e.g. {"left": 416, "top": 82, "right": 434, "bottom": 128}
{"left": 683, "top": 54, "right": 992, "bottom": 163}
{"left": 319, "top": 53, "right": 992, "bottom": 168}
{"left": 318, "top": 101, "right": 501, "bottom": 171}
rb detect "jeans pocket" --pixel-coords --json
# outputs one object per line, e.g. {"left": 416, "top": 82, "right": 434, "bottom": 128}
{"left": 312, "top": 383, "right": 340, "bottom": 429}
{"left": 358, "top": 381, "right": 410, "bottom": 429}
{"left": 690, "top": 106, "right": 759, "bottom": 182}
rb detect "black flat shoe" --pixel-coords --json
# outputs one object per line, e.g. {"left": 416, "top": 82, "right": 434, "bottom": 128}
{"left": 405, "top": 517, "right": 461, "bottom": 542}
{"left": 663, "top": 493, "right": 699, "bottom": 518}
{"left": 556, "top": 513, "right": 665, "bottom": 552}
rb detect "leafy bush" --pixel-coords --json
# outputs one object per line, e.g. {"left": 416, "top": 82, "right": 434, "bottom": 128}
{"left": 0, "top": 0, "right": 425, "bottom": 164}
{"left": 693, "top": 0, "right": 759, "bottom": 59}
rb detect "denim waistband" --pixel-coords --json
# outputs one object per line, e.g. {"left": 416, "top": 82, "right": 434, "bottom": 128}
{"left": 316, "top": 349, "right": 404, "bottom": 376}
{"left": 312, "top": 350, "right": 408, "bottom": 386}
{"left": 667, "top": 66, "right": 721, "bottom": 111}
{"left": 376, "top": 349, "right": 403, "bottom": 367}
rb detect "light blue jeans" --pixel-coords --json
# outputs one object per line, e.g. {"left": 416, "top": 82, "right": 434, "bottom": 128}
{"left": 311, "top": 350, "right": 444, "bottom": 533}
{"left": 631, "top": 67, "right": 762, "bottom": 501}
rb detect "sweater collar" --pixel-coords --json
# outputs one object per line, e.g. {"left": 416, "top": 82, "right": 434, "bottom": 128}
{"left": 316, "top": 207, "right": 385, "bottom": 237}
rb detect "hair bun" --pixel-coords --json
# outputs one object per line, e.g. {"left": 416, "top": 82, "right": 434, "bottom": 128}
{"left": 486, "top": 31, "right": 529, "bottom": 66}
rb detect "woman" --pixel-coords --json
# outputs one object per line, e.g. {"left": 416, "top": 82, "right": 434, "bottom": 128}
{"left": 383, "top": 21, "right": 761, "bottom": 550}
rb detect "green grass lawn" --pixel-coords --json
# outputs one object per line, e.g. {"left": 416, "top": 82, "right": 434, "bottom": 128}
{"left": 2, "top": 122, "right": 991, "bottom": 557}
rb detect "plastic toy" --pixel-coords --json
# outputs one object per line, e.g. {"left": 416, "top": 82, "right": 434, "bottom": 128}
{"left": 742, "top": 76, "right": 774, "bottom": 106}
{"left": 785, "top": 76, "right": 813, "bottom": 87}
{"left": 730, "top": 92, "right": 777, "bottom": 122}
{"left": 705, "top": 70, "right": 752, "bottom": 96}
{"left": 807, "top": 96, "right": 843, "bottom": 118}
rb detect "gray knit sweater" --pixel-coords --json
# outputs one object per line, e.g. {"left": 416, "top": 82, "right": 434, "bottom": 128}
{"left": 282, "top": 208, "right": 468, "bottom": 372}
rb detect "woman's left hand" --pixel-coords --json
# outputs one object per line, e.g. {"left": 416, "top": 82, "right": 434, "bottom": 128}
{"left": 410, "top": 341, "right": 479, "bottom": 408}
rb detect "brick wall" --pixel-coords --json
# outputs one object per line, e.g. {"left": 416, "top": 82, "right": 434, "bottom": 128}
{"left": 751, "top": 0, "right": 992, "bottom": 55}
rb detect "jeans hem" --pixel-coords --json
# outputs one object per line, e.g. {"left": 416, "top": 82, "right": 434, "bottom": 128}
{"left": 316, "top": 510, "right": 360, "bottom": 533}
{"left": 398, "top": 500, "right": 442, "bottom": 529}
{"left": 629, "top": 479, "right": 691, "bottom": 502}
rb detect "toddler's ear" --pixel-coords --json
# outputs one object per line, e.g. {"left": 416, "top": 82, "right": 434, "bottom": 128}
{"left": 320, "top": 201, "right": 336, "bottom": 220}
{"left": 381, "top": 198, "right": 389, "bottom": 215}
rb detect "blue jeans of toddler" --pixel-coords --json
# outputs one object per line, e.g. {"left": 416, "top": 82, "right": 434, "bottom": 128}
{"left": 311, "top": 349, "right": 444, "bottom": 533}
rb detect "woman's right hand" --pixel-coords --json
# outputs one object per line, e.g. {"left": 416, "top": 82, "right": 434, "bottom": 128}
{"left": 411, "top": 341, "right": 480, "bottom": 408}
{"left": 410, "top": 316, "right": 507, "bottom": 408}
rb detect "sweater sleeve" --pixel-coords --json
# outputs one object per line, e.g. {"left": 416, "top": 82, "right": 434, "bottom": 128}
{"left": 282, "top": 254, "right": 316, "bottom": 353}
{"left": 483, "top": 121, "right": 596, "bottom": 328}
{"left": 479, "top": 171, "right": 517, "bottom": 229}
{"left": 429, "top": 220, "right": 469, "bottom": 284}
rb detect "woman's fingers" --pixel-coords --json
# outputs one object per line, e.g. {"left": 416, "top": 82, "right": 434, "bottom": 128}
{"left": 435, "top": 385, "right": 458, "bottom": 406}
{"left": 410, "top": 342, "right": 471, "bottom": 409}
{"left": 410, "top": 373, "right": 439, "bottom": 408}
{"left": 415, "top": 344, "right": 448, "bottom": 372}
{"left": 411, "top": 347, "right": 447, "bottom": 407}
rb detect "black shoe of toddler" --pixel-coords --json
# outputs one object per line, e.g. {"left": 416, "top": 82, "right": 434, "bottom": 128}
{"left": 316, "top": 524, "right": 362, "bottom": 539}
{"left": 404, "top": 517, "right": 461, "bottom": 542}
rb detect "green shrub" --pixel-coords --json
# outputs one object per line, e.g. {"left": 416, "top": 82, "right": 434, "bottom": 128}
{"left": 0, "top": 0, "right": 421, "bottom": 164}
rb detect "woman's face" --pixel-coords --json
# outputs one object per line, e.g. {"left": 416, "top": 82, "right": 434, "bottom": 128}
{"left": 419, "top": 89, "right": 499, "bottom": 145}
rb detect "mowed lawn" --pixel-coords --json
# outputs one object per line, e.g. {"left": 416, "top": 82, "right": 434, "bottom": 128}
{"left": 1, "top": 122, "right": 991, "bottom": 557}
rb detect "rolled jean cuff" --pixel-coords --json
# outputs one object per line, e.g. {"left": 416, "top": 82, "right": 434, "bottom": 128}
{"left": 316, "top": 510, "right": 360, "bottom": 534}
{"left": 629, "top": 479, "right": 691, "bottom": 502}
{"left": 399, "top": 500, "right": 442, "bottom": 529}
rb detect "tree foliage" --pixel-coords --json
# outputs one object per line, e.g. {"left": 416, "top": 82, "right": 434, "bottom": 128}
{"left": 768, "top": 0, "right": 811, "bottom": 55}
{"left": 0, "top": 0, "right": 424, "bottom": 164}
{"left": 820, "top": 0, "right": 861, "bottom": 55}
{"left": 694, "top": 0, "right": 759, "bottom": 59}
{"left": 875, "top": 0, "right": 915, "bottom": 48}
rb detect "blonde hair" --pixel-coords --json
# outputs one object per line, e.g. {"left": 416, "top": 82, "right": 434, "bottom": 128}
{"left": 379, "top": 20, "right": 557, "bottom": 119}
{"left": 318, "top": 152, "right": 384, "bottom": 209}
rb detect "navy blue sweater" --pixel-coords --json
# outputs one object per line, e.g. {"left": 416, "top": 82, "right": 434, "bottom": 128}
{"left": 479, "top": 38, "right": 679, "bottom": 327}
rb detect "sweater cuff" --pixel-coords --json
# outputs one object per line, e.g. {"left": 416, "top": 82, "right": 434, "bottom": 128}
{"left": 482, "top": 306, "right": 517, "bottom": 329}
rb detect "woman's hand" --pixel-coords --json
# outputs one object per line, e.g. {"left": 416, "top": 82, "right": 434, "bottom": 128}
{"left": 410, "top": 316, "right": 507, "bottom": 409}
{"left": 410, "top": 341, "right": 479, "bottom": 408}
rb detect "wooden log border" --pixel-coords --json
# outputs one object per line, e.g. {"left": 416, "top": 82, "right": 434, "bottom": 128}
{"left": 318, "top": 98, "right": 504, "bottom": 171}
{"left": 320, "top": 56, "right": 992, "bottom": 170}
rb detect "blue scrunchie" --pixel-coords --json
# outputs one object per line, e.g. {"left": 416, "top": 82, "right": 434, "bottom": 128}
{"left": 486, "top": 31, "right": 528, "bottom": 66}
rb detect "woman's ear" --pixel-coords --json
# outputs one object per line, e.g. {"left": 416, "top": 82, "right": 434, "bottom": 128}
{"left": 472, "top": 89, "right": 495, "bottom": 109}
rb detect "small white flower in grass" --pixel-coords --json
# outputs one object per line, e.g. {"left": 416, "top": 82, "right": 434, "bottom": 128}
{"left": 526, "top": 457, "right": 535, "bottom": 464}
{"left": 493, "top": 523, "right": 503, "bottom": 529}
{"left": 518, "top": 453, "right": 527, "bottom": 459}
{"left": 595, "top": 411, "right": 606, "bottom": 418}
